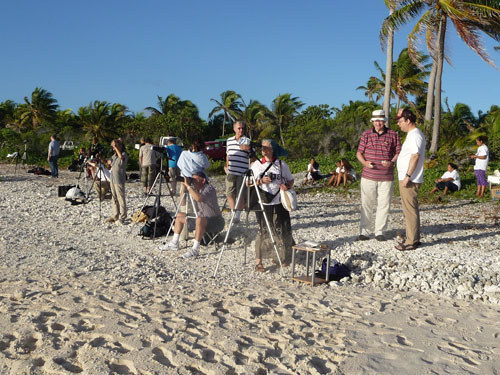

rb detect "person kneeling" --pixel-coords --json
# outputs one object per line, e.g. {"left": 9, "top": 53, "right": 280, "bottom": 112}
{"left": 158, "top": 171, "right": 224, "bottom": 258}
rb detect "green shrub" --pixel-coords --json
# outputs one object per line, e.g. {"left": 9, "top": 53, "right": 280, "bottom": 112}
{"left": 207, "top": 159, "right": 225, "bottom": 176}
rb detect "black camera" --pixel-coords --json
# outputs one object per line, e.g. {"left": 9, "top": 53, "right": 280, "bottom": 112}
{"left": 262, "top": 171, "right": 278, "bottom": 180}
{"left": 151, "top": 145, "right": 170, "bottom": 159}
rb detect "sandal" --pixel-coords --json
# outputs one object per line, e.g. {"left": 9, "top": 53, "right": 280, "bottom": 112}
{"left": 255, "top": 264, "right": 265, "bottom": 272}
{"left": 394, "top": 242, "right": 420, "bottom": 251}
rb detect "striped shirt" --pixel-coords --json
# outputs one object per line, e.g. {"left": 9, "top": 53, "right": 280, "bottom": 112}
{"left": 357, "top": 127, "right": 401, "bottom": 181}
{"left": 226, "top": 136, "right": 249, "bottom": 175}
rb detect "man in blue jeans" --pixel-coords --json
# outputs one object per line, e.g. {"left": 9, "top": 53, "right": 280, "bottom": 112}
{"left": 47, "top": 135, "right": 60, "bottom": 178}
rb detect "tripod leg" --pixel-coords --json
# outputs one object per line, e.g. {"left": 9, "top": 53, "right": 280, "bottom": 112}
{"left": 213, "top": 174, "right": 248, "bottom": 277}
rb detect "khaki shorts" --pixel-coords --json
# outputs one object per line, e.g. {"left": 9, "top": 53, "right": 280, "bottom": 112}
{"left": 225, "top": 174, "right": 244, "bottom": 198}
{"left": 169, "top": 167, "right": 180, "bottom": 181}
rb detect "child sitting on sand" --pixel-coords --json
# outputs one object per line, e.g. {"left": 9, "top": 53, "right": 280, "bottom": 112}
{"left": 430, "top": 163, "right": 460, "bottom": 195}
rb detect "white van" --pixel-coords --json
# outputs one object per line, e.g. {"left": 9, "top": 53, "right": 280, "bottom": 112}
{"left": 61, "top": 141, "right": 76, "bottom": 150}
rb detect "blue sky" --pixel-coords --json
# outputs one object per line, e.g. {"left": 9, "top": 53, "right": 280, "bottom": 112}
{"left": 1, "top": 0, "right": 499, "bottom": 120}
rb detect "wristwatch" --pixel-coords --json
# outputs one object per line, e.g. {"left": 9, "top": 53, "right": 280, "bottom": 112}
{"left": 406, "top": 173, "right": 411, "bottom": 178}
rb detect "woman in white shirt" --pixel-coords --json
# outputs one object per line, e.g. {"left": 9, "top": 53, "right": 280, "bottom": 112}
{"left": 251, "top": 139, "right": 294, "bottom": 272}
{"left": 430, "top": 163, "right": 460, "bottom": 195}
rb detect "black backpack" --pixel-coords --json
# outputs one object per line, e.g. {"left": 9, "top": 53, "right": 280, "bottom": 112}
{"left": 315, "top": 258, "right": 351, "bottom": 281}
{"left": 140, "top": 211, "right": 173, "bottom": 239}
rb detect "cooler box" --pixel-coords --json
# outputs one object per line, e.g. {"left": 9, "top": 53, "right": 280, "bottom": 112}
{"left": 491, "top": 185, "right": 500, "bottom": 200}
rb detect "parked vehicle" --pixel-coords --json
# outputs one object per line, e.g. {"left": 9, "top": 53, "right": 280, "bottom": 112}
{"left": 203, "top": 139, "right": 226, "bottom": 161}
{"left": 61, "top": 141, "right": 76, "bottom": 151}
{"left": 159, "top": 136, "right": 183, "bottom": 147}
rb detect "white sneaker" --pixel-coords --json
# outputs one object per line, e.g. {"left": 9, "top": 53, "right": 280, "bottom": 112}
{"left": 182, "top": 248, "right": 199, "bottom": 259}
{"left": 158, "top": 241, "right": 179, "bottom": 251}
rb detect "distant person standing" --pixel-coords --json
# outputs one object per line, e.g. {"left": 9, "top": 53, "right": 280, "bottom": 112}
{"left": 471, "top": 135, "right": 489, "bottom": 198}
{"left": 356, "top": 109, "right": 401, "bottom": 241}
{"left": 166, "top": 137, "right": 183, "bottom": 195}
{"left": 226, "top": 121, "right": 250, "bottom": 223}
{"left": 139, "top": 138, "right": 158, "bottom": 195}
{"left": 395, "top": 108, "right": 426, "bottom": 251}
{"left": 107, "top": 139, "right": 128, "bottom": 224}
{"left": 47, "top": 135, "right": 60, "bottom": 178}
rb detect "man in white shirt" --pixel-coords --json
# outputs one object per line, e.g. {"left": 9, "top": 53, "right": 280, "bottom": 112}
{"left": 395, "top": 108, "right": 426, "bottom": 251}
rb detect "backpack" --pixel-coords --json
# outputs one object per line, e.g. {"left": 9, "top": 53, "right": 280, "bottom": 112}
{"left": 316, "top": 258, "right": 351, "bottom": 282}
{"left": 139, "top": 211, "right": 173, "bottom": 239}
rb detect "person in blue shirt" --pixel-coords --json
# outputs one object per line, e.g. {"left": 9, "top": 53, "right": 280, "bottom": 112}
{"left": 165, "top": 138, "right": 184, "bottom": 195}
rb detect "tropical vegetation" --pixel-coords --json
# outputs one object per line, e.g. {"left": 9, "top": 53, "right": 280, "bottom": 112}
{"left": 1, "top": 1, "right": 499, "bottom": 202}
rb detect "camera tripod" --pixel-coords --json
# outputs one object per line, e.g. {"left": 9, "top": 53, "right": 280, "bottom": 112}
{"left": 82, "top": 160, "right": 109, "bottom": 218}
{"left": 12, "top": 144, "right": 27, "bottom": 175}
{"left": 160, "top": 181, "right": 199, "bottom": 247}
{"left": 130, "top": 157, "right": 177, "bottom": 239}
{"left": 213, "top": 168, "right": 284, "bottom": 277}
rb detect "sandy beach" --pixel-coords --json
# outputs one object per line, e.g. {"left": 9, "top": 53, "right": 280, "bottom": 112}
{"left": 0, "top": 165, "right": 499, "bottom": 375}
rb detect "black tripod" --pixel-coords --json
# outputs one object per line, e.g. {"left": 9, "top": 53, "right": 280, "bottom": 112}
{"left": 213, "top": 168, "right": 284, "bottom": 277}
{"left": 130, "top": 156, "right": 177, "bottom": 239}
{"left": 81, "top": 160, "right": 109, "bottom": 218}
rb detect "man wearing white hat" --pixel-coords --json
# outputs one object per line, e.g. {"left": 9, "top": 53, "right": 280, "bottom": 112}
{"left": 356, "top": 109, "right": 401, "bottom": 241}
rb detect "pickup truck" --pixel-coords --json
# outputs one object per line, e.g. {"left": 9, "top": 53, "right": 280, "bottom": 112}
{"left": 203, "top": 139, "right": 227, "bottom": 161}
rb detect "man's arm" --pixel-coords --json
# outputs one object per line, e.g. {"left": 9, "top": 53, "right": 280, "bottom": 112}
{"left": 184, "top": 183, "right": 203, "bottom": 202}
{"left": 114, "top": 145, "right": 125, "bottom": 161}
{"left": 356, "top": 151, "right": 373, "bottom": 169}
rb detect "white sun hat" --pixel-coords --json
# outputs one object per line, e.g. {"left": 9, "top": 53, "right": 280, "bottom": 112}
{"left": 370, "top": 109, "right": 387, "bottom": 122}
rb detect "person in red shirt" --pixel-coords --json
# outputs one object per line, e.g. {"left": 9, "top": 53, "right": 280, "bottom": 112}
{"left": 356, "top": 109, "right": 401, "bottom": 241}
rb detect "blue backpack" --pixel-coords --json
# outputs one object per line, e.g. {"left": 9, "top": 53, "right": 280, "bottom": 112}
{"left": 320, "top": 258, "right": 351, "bottom": 281}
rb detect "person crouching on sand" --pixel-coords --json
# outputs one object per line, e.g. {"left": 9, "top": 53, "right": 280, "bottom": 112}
{"left": 429, "top": 163, "right": 460, "bottom": 196}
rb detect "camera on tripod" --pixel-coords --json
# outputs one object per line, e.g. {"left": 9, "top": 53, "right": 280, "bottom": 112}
{"left": 150, "top": 145, "right": 171, "bottom": 160}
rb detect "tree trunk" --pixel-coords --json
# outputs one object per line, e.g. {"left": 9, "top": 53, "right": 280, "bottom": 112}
{"left": 430, "top": 15, "right": 447, "bottom": 156}
{"left": 279, "top": 120, "right": 285, "bottom": 146}
{"left": 383, "top": 5, "right": 394, "bottom": 120}
{"left": 222, "top": 112, "right": 227, "bottom": 137}
{"left": 424, "top": 59, "right": 437, "bottom": 136}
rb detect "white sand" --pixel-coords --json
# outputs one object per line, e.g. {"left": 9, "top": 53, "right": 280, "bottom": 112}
{"left": 0, "top": 165, "right": 499, "bottom": 374}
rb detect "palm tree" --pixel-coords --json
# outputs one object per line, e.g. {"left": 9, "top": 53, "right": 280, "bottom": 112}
{"left": 237, "top": 100, "right": 268, "bottom": 139}
{"left": 381, "top": 0, "right": 500, "bottom": 155}
{"left": 364, "top": 49, "right": 430, "bottom": 113}
{"left": 269, "top": 93, "right": 304, "bottom": 145}
{"left": 390, "top": 49, "right": 431, "bottom": 112}
{"left": 356, "top": 74, "right": 386, "bottom": 103}
{"left": 20, "top": 87, "right": 59, "bottom": 129}
{"left": 78, "top": 100, "right": 128, "bottom": 141}
{"left": 208, "top": 90, "right": 243, "bottom": 136}
{"left": 145, "top": 94, "right": 188, "bottom": 116}
{"left": 383, "top": 0, "right": 397, "bottom": 119}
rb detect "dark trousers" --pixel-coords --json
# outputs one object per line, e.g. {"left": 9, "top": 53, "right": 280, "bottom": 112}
{"left": 436, "top": 181, "right": 458, "bottom": 192}
{"left": 48, "top": 155, "right": 59, "bottom": 177}
{"left": 254, "top": 203, "right": 293, "bottom": 263}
